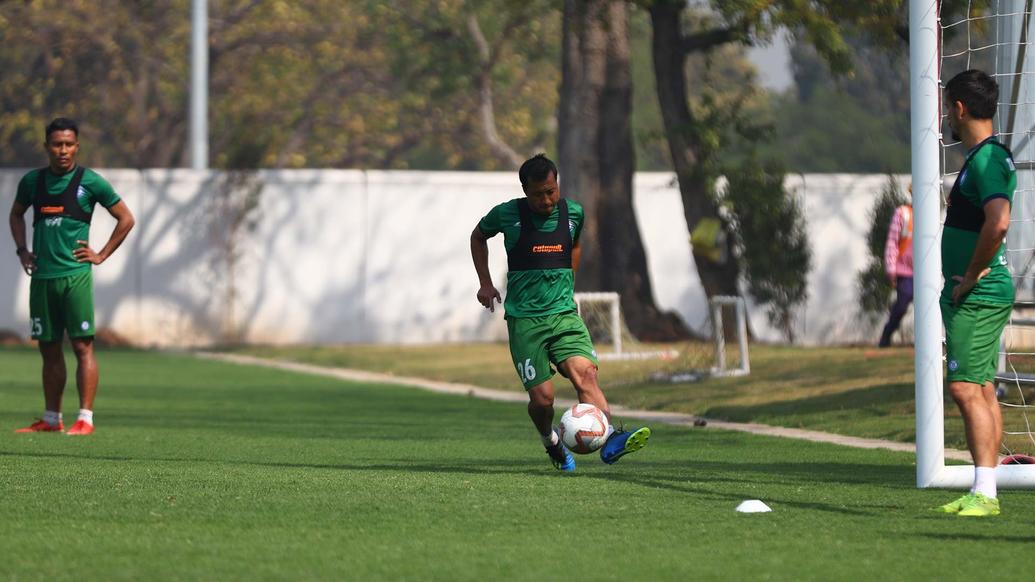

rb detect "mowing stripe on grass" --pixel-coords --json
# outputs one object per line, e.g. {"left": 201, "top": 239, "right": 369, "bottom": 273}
{"left": 198, "top": 352, "right": 970, "bottom": 461}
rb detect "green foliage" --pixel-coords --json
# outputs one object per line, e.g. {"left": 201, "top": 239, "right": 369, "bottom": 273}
{"left": 701, "top": 0, "right": 904, "bottom": 74}
{"left": 857, "top": 177, "right": 908, "bottom": 323}
{"left": 0, "top": 1, "right": 191, "bottom": 167}
{"left": 730, "top": 31, "right": 911, "bottom": 173}
{"left": 722, "top": 160, "right": 811, "bottom": 342}
{"left": 757, "top": 88, "right": 910, "bottom": 173}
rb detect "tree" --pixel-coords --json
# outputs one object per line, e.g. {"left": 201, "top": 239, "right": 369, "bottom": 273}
{"left": 0, "top": 1, "right": 561, "bottom": 170}
{"left": 645, "top": 0, "right": 904, "bottom": 303}
{"left": 359, "top": 0, "right": 560, "bottom": 170}
{"left": 0, "top": 1, "right": 191, "bottom": 167}
{"left": 724, "top": 161, "right": 811, "bottom": 342}
{"left": 742, "top": 34, "right": 912, "bottom": 174}
{"left": 559, "top": 0, "right": 688, "bottom": 340}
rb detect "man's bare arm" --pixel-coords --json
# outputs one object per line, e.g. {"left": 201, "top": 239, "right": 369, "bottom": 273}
{"left": 74, "top": 200, "right": 135, "bottom": 265}
{"left": 952, "top": 198, "right": 1011, "bottom": 303}
{"left": 471, "top": 226, "right": 501, "bottom": 312}
{"left": 9, "top": 200, "right": 35, "bottom": 275}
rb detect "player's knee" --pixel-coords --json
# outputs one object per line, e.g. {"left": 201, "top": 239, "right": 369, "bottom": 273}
{"left": 949, "top": 382, "right": 983, "bottom": 405}
{"left": 70, "top": 339, "right": 94, "bottom": 359}
{"left": 38, "top": 340, "right": 62, "bottom": 359}
{"left": 572, "top": 363, "right": 599, "bottom": 391}
{"left": 528, "top": 387, "right": 554, "bottom": 408}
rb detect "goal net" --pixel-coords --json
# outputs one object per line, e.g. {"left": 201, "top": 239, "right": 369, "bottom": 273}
{"left": 913, "top": 0, "right": 1035, "bottom": 488}
{"left": 573, "top": 292, "right": 748, "bottom": 380}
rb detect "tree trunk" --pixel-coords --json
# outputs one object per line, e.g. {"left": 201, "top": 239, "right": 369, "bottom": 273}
{"left": 649, "top": 2, "right": 740, "bottom": 301}
{"left": 559, "top": 0, "right": 689, "bottom": 341}
{"left": 559, "top": 0, "right": 606, "bottom": 291}
{"left": 467, "top": 15, "right": 525, "bottom": 169}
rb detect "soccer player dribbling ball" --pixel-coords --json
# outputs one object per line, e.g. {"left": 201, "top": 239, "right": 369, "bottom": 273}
{"left": 470, "top": 153, "right": 650, "bottom": 472}
{"left": 8, "top": 118, "right": 135, "bottom": 435}
{"left": 935, "top": 70, "right": 1016, "bottom": 517}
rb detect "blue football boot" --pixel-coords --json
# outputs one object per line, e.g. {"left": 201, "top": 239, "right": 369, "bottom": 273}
{"left": 600, "top": 426, "right": 651, "bottom": 465}
{"left": 545, "top": 439, "right": 576, "bottom": 472}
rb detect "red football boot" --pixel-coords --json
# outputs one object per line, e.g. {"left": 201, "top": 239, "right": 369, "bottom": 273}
{"left": 66, "top": 420, "right": 94, "bottom": 436}
{"left": 15, "top": 419, "right": 64, "bottom": 433}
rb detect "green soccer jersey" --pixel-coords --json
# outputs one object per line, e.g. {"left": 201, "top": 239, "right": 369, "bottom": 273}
{"left": 941, "top": 137, "right": 1016, "bottom": 305}
{"left": 15, "top": 166, "right": 121, "bottom": 279}
{"left": 478, "top": 198, "right": 584, "bottom": 318}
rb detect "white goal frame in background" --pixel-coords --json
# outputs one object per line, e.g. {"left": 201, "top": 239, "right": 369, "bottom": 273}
{"left": 573, "top": 292, "right": 748, "bottom": 376}
{"left": 911, "top": 0, "right": 1035, "bottom": 488}
{"left": 710, "top": 295, "right": 750, "bottom": 378}
{"left": 572, "top": 292, "right": 677, "bottom": 361}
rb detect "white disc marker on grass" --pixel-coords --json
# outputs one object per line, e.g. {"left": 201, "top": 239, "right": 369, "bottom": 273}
{"left": 735, "top": 500, "right": 772, "bottom": 513}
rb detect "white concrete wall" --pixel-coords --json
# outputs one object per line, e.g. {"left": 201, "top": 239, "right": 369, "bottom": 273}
{"left": 1, "top": 169, "right": 907, "bottom": 346}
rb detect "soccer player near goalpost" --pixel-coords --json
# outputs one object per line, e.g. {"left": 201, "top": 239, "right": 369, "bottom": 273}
{"left": 935, "top": 70, "right": 1016, "bottom": 517}
{"left": 470, "top": 154, "right": 650, "bottom": 472}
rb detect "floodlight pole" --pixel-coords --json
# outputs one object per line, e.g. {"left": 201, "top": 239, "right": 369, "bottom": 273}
{"left": 909, "top": 0, "right": 945, "bottom": 488}
{"left": 190, "top": 0, "right": 209, "bottom": 170}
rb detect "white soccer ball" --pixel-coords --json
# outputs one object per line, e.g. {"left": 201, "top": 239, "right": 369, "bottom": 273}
{"left": 559, "top": 403, "right": 611, "bottom": 454}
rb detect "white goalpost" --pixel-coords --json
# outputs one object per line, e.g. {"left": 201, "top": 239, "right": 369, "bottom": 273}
{"left": 572, "top": 292, "right": 678, "bottom": 361}
{"left": 912, "top": 0, "right": 1035, "bottom": 488}
{"left": 572, "top": 292, "right": 749, "bottom": 377}
{"left": 709, "top": 295, "right": 750, "bottom": 378}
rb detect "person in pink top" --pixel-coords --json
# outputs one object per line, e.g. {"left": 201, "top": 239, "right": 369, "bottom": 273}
{"left": 879, "top": 199, "right": 914, "bottom": 347}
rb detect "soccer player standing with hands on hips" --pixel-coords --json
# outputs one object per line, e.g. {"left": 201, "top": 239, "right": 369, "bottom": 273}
{"left": 470, "top": 153, "right": 650, "bottom": 472}
{"left": 935, "top": 71, "right": 1016, "bottom": 517}
{"left": 8, "top": 118, "right": 135, "bottom": 435}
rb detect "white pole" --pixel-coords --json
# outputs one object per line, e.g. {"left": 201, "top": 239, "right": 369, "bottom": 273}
{"left": 910, "top": 0, "right": 945, "bottom": 488}
{"left": 736, "top": 298, "right": 749, "bottom": 374}
{"left": 610, "top": 296, "right": 622, "bottom": 355}
{"left": 712, "top": 299, "right": 726, "bottom": 373}
{"left": 191, "top": 0, "right": 209, "bottom": 170}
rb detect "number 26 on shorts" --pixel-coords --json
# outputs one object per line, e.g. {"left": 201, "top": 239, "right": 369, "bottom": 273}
{"left": 516, "top": 358, "right": 536, "bottom": 382}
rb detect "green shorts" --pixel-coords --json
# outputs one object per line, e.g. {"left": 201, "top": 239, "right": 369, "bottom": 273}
{"left": 29, "top": 270, "right": 95, "bottom": 342}
{"left": 507, "top": 312, "right": 599, "bottom": 390}
{"left": 941, "top": 300, "right": 1012, "bottom": 385}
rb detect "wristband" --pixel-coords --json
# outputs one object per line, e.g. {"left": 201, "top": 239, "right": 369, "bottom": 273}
{"left": 15, "top": 246, "right": 27, "bottom": 255}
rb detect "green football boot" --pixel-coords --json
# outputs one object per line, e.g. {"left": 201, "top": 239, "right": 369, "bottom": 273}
{"left": 933, "top": 493, "right": 974, "bottom": 514}
{"left": 957, "top": 493, "right": 1000, "bottom": 517}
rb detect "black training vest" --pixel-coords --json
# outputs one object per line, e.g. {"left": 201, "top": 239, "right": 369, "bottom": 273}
{"left": 32, "top": 167, "right": 91, "bottom": 225}
{"left": 945, "top": 138, "right": 1013, "bottom": 233}
{"left": 507, "top": 198, "right": 573, "bottom": 272}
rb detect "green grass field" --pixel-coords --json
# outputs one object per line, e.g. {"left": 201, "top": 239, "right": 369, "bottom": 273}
{"left": 2, "top": 346, "right": 1035, "bottom": 581}
{"left": 237, "top": 343, "right": 1035, "bottom": 454}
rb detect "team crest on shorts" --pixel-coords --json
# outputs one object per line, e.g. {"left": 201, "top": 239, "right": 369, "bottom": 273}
{"left": 81, "top": 321, "right": 90, "bottom": 331}
{"left": 948, "top": 359, "right": 959, "bottom": 372}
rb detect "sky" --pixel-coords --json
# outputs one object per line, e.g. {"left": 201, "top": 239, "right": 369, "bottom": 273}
{"left": 746, "top": 29, "right": 793, "bottom": 93}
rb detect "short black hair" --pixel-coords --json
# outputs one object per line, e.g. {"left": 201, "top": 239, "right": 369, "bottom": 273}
{"left": 45, "top": 118, "right": 79, "bottom": 141}
{"left": 944, "top": 70, "right": 999, "bottom": 120}
{"left": 518, "top": 153, "right": 558, "bottom": 188}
